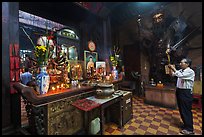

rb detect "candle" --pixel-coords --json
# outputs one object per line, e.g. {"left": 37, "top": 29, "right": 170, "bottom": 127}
{"left": 61, "top": 84, "right": 64, "bottom": 89}
{"left": 57, "top": 85, "right": 60, "bottom": 91}
{"left": 52, "top": 87, "right": 55, "bottom": 91}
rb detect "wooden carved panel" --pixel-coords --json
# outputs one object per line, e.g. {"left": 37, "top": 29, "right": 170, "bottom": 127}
{"left": 48, "top": 107, "right": 83, "bottom": 135}
{"left": 47, "top": 91, "right": 95, "bottom": 135}
{"left": 22, "top": 90, "right": 95, "bottom": 135}
{"left": 47, "top": 97, "right": 83, "bottom": 135}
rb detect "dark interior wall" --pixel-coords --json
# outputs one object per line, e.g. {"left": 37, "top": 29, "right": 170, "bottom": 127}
{"left": 123, "top": 44, "right": 141, "bottom": 81}
{"left": 2, "top": 2, "right": 21, "bottom": 134}
{"left": 79, "top": 15, "right": 103, "bottom": 60}
{"left": 79, "top": 14, "right": 112, "bottom": 62}
{"left": 111, "top": 17, "right": 141, "bottom": 81}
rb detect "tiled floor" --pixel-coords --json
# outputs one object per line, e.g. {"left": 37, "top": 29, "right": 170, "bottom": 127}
{"left": 104, "top": 96, "right": 202, "bottom": 135}
{"left": 21, "top": 96, "right": 202, "bottom": 135}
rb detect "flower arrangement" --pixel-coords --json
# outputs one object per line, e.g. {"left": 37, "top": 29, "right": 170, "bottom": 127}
{"left": 34, "top": 44, "right": 49, "bottom": 66}
{"left": 35, "top": 36, "right": 54, "bottom": 66}
{"left": 109, "top": 45, "right": 121, "bottom": 67}
{"left": 21, "top": 27, "right": 54, "bottom": 67}
{"left": 110, "top": 54, "right": 119, "bottom": 67}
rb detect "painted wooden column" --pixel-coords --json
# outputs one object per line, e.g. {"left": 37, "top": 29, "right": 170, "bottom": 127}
{"left": 2, "top": 2, "right": 21, "bottom": 135}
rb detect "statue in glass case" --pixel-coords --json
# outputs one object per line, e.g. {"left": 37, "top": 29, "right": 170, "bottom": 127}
{"left": 69, "top": 60, "right": 84, "bottom": 81}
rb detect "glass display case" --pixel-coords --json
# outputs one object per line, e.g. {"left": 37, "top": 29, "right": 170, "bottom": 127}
{"left": 68, "top": 46, "right": 78, "bottom": 60}
{"left": 68, "top": 60, "right": 86, "bottom": 81}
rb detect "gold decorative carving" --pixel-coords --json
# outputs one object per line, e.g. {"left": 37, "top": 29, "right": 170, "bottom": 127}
{"left": 48, "top": 105, "right": 83, "bottom": 135}
{"left": 47, "top": 92, "right": 95, "bottom": 135}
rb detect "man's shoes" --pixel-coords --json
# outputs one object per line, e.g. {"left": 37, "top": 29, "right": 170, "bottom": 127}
{"left": 180, "top": 129, "right": 195, "bottom": 135}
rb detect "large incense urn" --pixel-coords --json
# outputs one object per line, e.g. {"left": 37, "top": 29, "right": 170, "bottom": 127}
{"left": 95, "top": 83, "right": 115, "bottom": 98}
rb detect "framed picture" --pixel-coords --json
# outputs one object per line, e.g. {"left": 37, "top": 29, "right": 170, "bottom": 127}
{"left": 84, "top": 50, "right": 98, "bottom": 72}
{"left": 96, "top": 61, "right": 106, "bottom": 76}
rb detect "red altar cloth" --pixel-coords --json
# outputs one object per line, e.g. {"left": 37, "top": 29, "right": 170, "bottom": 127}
{"left": 72, "top": 98, "right": 101, "bottom": 111}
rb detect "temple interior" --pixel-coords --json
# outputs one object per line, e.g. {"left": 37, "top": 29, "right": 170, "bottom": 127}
{"left": 2, "top": 2, "right": 202, "bottom": 135}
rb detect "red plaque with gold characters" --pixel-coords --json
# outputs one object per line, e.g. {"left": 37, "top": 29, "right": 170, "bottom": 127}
{"left": 88, "top": 41, "right": 96, "bottom": 52}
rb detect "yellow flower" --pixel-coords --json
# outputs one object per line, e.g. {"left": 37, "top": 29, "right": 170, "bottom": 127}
{"left": 35, "top": 45, "right": 49, "bottom": 66}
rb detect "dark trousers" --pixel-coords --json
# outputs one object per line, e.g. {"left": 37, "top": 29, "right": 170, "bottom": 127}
{"left": 176, "top": 88, "right": 194, "bottom": 131}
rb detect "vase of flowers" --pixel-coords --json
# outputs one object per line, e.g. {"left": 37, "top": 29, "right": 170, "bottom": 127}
{"left": 21, "top": 27, "right": 54, "bottom": 94}
{"left": 34, "top": 36, "right": 53, "bottom": 94}
{"left": 110, "top": 46, "right": 122, "bottom": 80}
{"left": 110, "top": 54, "right": 119, "bottom": 80}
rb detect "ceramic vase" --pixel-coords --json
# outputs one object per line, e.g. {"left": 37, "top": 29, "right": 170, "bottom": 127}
{"left": 112, "top": 66, "right": 118, "bottom": 80}
{"left": 36, "top": 66, "right": 50, "bottom": 94}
